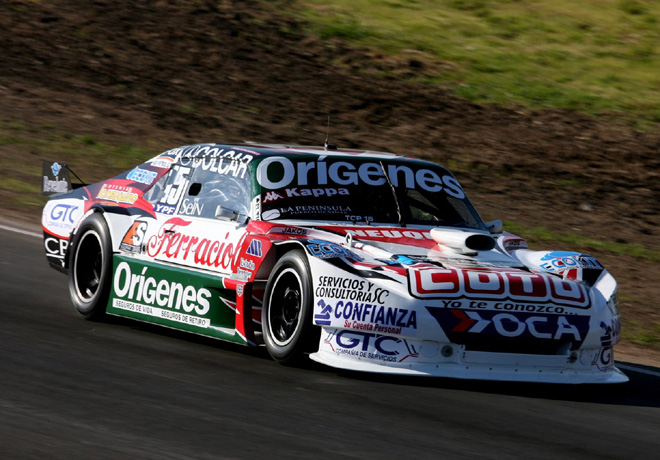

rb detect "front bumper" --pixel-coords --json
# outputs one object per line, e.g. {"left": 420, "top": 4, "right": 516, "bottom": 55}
{"left": 310, "top": 329, "right": 628, "bottom": 384}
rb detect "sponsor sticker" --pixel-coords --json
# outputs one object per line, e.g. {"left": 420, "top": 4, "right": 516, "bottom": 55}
{"left": 112, "top": 298, "right": 210, "bottom": 328}
{"left": 305, "top": 239, "right": 362, "bottom": 260}
{"left": 539, "top": 251, "right": 603, "bottom": 274}
{"left": 256, "top": 157, "right": 465, "bottom": 198}
{"left": 502, "top": 237, "right": 528, "bottom": 252}
{"left": 145, "top": 217, "right": 245, "bottom": 271}
{"left": 44, "top": 236, "right": 68, "bottom": 260}
{"left": 315, "top": 298, "right": 416, "bottom": 335}
{"left": 96, "top": 184, "right": 138, "bottom": 205}
{"left": 315, "top": 276, "right": 390, "bottom": 304}
{"left": 43, "top": 200, "right": 82, "bottom": 237}
{"left": 147, "top": 156, "right": 175, "bottom": 169}
{"left": 426, "top": 307, "right": 590, "bottom": 346}
{"left": 179, "top": 198, "right": 205, "bottom": 217}
{"left": 127, "top": 167, "right": 158, "bottom": 185}
{"left": 112, "top": 260, "right": 212, "bottom": 324}
{"left": 599, "top": 318, "right": 621, "bottom": 347}
{"left": 163, "top": 145, "right": 254, "bottom": 179}
{"left": 246, "top": 239, "right": 263, "bottom": 258}
{"left": 42, "top": 161, "right": 72, "bottom": 195}
{"left": 120, "top": 220, "right": 148, "bottom": 254}
{"left": 323, "top": 329, "right": 420, "bottom": 363}
{"left": 592, "top": 347, "right": 614, "bottom": 370}
{"left": 410, "top": 266, "right": 590, "bottom": 308}
{"left": 264, "top": 187, "right": 350, "bottom": 202}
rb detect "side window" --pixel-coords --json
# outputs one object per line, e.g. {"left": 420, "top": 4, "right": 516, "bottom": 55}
{"left": 178, "top": 162, "right": 251, "bottom": 221}
{"left": 144, "top": 164, "right": 192, "bottom": 215}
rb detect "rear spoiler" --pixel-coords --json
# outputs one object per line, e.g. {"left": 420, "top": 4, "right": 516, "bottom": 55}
{"left": 41, "top": 161, "right": 86, "bottom": 196}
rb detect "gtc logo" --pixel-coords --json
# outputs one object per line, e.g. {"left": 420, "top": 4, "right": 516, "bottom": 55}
{"left": 426, "top": 308, "right": 589, "bottom": 345}
{"left": 326, "top": 330, "right": 420, "bottom": 362}
{"left": 49, "top": 203, "right": 78, "bottom": 224}
{"left": 336, "top": 330, "right": 402, "bottom": 356}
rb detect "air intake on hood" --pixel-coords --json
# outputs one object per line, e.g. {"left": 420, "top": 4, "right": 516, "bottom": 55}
{"left": 430, "top": 228, "right": 496, "bottom": 255}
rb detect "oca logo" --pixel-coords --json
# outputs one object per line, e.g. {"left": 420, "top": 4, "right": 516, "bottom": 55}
{"left": 427, "top": 308, "right": 590, "bottom": 346}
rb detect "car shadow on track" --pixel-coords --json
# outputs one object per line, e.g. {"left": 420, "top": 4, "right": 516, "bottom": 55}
{"left": 329, "top": 364, "right": 660, "bottom": 408}
{"left": 100, "top": 314, "right": 275, "bottom": 361}
{"left": 98, "top": 315, "right": 660, "bottom": 408}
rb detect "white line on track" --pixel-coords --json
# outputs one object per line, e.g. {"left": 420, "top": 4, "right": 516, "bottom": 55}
{"left": 616, "top": 363, "right": 660, "bottom": 378}
{"left": 0, "top": 223, "right": 42, "bottom": 239}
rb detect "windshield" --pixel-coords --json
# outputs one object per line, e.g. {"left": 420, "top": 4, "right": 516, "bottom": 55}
{"left": 256, "top": 156, "right": 486, "bottom": 230}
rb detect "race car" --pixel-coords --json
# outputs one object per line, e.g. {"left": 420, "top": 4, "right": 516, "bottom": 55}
{"left": 41, "top": 143, "right": 627, "bottom": 383}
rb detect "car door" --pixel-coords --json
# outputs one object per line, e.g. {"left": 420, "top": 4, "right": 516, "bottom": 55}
{"left": 144, "top": 160, "right": 252, "bottom": 275}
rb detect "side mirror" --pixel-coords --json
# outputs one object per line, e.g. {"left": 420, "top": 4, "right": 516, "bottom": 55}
{"left": 215, "top": 205, "right": 249, "bottom": 224}
{"left": 486, "top": 219, "right": 503, "bottom": 234}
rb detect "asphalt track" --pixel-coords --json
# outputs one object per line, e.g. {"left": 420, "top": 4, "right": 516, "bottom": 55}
{"left": 2, "top": 221, "right": 660, "bottom": 459}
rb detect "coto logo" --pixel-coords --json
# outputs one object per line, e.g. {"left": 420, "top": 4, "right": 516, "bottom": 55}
{"left": 411, "top": 267, "right": 590, "bottom": 308}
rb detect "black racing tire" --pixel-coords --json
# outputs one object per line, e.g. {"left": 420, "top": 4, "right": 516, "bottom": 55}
{"left": 68, "top": 212, "right": 113, "bottom": 320}
{"left": 262, "top": 249, "right": 320, "bottom": 365}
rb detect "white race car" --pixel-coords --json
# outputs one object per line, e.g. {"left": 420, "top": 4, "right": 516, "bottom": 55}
{"left": 41, "top": 143, "right": 627, "bottom": 383}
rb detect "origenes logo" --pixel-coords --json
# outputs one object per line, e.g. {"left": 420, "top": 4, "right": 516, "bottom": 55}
{"left": 113, "top": 261, "right": 211, "bottom": 315}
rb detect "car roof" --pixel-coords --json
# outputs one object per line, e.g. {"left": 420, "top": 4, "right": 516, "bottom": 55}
{"left": 160, "top": 142, "right": 441, "bottom": 167}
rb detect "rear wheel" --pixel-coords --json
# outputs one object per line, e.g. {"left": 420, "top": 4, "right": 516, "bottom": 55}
{"left": 68, "top": 213, "right": 112, "bottom": 319}
{"left": 262, "top": 250, "right": 319, "bottom": 364}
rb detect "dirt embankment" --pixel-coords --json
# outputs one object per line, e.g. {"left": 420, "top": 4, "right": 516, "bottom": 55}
{"left": 2, "top": 0, "right": 659, "bottom": 364}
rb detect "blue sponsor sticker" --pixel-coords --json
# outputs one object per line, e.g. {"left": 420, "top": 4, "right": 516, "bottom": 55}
{"left": 539, "top": 251, "right": 603, "bottom": 273}
{"left": 246, "top": 239, "right": 263, "bottom": 258}
{"left": 127, "top": 167, "right": 158, "bottom": 185}
{"left": 305, "top": 239, "right": 362, "bottom": 260}
{"left": 426, "top": 307, "right": 590, "bottom": 348}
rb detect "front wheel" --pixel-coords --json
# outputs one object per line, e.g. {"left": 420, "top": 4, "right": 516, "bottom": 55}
{"left": 262, "top": 250, "right": 320, "bottom": 365}
{"left": 68, "top": 213, "right": 113, "bottom": 319}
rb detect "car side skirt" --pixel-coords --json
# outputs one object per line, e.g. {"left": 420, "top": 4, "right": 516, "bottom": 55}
{"left": 105, "top": 255, "right": 263, "bottom": 346}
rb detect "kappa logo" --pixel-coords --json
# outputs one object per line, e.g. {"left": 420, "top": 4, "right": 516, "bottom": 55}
{"left": 263, "top": 191, "right": 283, "bottom": 203}
{"left": 246, "top": 239, "right": 263, "bottom": 258}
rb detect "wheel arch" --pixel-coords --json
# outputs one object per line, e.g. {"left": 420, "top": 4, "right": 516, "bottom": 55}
{"left": 261, "top": 246, "right": 320, "bottom": 364}
{"left": 65, "top": 206, "right": 137, "bottom": 270}
{"left": 254, "top": 239, "right": 309, "bottom": 280}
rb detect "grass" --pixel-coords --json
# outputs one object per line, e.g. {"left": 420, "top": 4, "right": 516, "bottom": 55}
{"left": 623, "top": 321, "right": 660, "bottom": 348}
{"left": 0, "top": 121, "right": 157, "bottom": 212}
{"left": 294, "top": 0, "right": 660, "bottom": 125}
{"left": 0, "top": 121, "right": 155, "bottom": 171}
{"left": 502, "top": 220, "right": 660, "bottom": 262}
